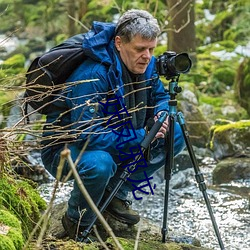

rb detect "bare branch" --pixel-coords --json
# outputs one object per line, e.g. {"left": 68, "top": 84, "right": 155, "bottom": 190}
{"left": 62, "top": 148, "right": 124, "bottom": 250}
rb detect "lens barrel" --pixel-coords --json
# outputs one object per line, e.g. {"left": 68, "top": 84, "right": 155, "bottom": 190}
{"left": 156, "top": 51, "right": 192, "bottom": 79}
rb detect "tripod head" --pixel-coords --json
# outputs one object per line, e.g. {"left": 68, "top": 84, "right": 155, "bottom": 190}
{"left": 168, "top": 76, "right": 182, "bottom": 100}
{"left": 156, "top": 51, "right": 192, "bottom": 100}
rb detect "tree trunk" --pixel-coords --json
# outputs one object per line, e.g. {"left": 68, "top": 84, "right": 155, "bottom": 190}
{"left": 67, "top": 0, "right": 76, "bottom": 36}
{"left": 78, "top": 0, "right": 88, "bottom": 20}
{"left": 167, "top": 0, "right": 196, "bottom": 62}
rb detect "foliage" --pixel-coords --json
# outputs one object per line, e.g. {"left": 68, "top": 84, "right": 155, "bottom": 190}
{"left": 234, "top": 57, "right": 250, "bottom": 115}
{"left": 197, "top": 0, "right": 250, "bottom": 46}
{"left": 199, "top": 90, "right": 248, "bottom": 121}
{"left": 0, "top": 209, "right": 24, "bottom": 250}
{"left": 213, "top": 67, "right": 235, "bottom": 86}
{"left": 0, "top": 174, "right": 47, "bottom": 238}
{"left": 1, "top": 54, "right": 25, "bottom": 79}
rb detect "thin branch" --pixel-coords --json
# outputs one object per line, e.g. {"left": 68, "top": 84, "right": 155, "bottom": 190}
{"left": 134, "top": 219, "right": 142, "bottom": 250}
{"left": 61, "top": 148, "right": 124, "bottom": 250}
{"left": 93, "top": 225, "right": 110, "bottom": 250}
{"left": 68, "top": 14, "right": 90, "bottom": 32}
{"left": 22, "top": 153, "right": 65, "bottom": 249}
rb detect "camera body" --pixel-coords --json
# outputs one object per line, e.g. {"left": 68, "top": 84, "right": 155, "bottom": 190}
{"left": 156, "top": 51, "right": 192, "bottom": 79}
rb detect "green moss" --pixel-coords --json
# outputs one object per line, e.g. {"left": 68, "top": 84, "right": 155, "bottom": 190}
{"left": 213, "top": 120, "right": 250, "bottom": 133}
{"left": 0, "top": 209, "right": 24, "bottom": 249}
{"left": 0, "top": 175, "right": 47, "bottom": 239}
{"left": 209, "top": 120, "right": 250, "bottom": 150}
{"left": 106, "top": 237, "right": 206, "bottom": 250}
{"left": 217, "top": 40, "right": 237, "bottom": 51}
{"left": 7, "top": 228, "right": 24, "bottom": 249}
{"left": 0, "top": 209, "right": 21, "bottom": 229}
{"left": 0, "top": 54, "right": 26, "bottom": 86}
{"left": 199, "top": 95, "right": 224, "bottom": 107}
{"left": 1, "top": 54, "right": 25, "bottom": 69}
{"left": 213, "top": 67, "right": 235, "bottom": 86}
{"left": 0, "top": 235, "right": 16, "bottom": 250}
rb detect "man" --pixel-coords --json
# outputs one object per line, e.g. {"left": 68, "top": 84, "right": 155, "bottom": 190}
{"left": 41, "top": 9, "right": 185, "bottom": 241}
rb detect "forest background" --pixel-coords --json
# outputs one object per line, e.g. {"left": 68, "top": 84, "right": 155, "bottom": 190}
{"left": 0, "top": 0, "right": 250, "bottom": 125}
{"left": 0, "top": 0, "right": 250, "bottom": 249}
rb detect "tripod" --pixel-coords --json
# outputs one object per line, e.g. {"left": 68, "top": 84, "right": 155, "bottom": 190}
{"left": 161, "top": 77, "right": 225, "bottom": 249}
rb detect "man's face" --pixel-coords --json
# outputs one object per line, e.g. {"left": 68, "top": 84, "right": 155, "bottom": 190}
{"left": 115, "top": 35, "right": 157, "bottom": 74}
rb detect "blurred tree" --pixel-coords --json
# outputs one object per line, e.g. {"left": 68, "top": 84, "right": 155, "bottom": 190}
{"left": 166, "top": 0, "right": 196, "bottom": 62}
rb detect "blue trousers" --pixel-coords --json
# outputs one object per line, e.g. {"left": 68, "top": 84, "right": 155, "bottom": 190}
{"left": 41, "top": 122, "right": 185, "bottom": 226}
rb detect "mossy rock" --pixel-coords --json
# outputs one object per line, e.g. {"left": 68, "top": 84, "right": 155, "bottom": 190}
{"left": 0, "top": 174, "right": 47, "bottom": 239}
{"left": 28, "top": 237, "right": 210, "bottom": 250}
{"left": 0, "top": 209, "right": 24, "bottom": 250}
{"left": 213, "top": 157, "right": 250, "bottom": 184}
{"left": 209, "top": 120, "right": 250, "bottom": 160}
{"left": 213, "top": 67, "right": 235, "bottom": 86}
{"left": 106, "top": 237, "right": 210, "bottom": 250}
{"left": 199, "top": 92, "right": 248, "bottom": 122}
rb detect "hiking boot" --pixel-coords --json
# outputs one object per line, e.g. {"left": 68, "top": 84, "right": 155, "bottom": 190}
{"left": 105, "top": 196, "right": 140, "bottom": 225}
{"left": 61, "top": 213, "right": 97, "bottom": 242}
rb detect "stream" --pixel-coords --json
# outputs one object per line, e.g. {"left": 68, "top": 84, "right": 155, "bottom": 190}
{"left": 38, "top": 155, "right": 250, "bottom": 250}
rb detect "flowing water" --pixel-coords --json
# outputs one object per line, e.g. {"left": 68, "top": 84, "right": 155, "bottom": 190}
{"left": 38, "top": 156, "right": 250, "bottom": 250}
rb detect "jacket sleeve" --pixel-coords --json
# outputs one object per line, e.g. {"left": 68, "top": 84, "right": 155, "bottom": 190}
{"left": 65, "top": 60, "right": 146, "bottom": 155}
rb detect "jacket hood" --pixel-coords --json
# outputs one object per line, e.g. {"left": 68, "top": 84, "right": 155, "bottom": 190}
{"left": 82, "top": 21, "right": 116, "bottom": 65}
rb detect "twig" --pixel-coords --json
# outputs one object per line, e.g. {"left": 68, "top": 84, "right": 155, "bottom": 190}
{"left": 61, "top": 148, "right": 124, "bottom": 250}
{"left": 93, "top": 225, "right": 109, "bottom": 250}
{"left": 68, "top": 14, "right": 89, "bottom": 31}
{"left": 134, "top": 219, "right": 142, "bottom": 250}
{"left": 22, "top": 153, "right": 65, "bottom": 249}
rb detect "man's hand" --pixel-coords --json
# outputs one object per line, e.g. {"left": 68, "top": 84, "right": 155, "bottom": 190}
{"left": 154, "top": 112, "right": 169, "bottom": 139}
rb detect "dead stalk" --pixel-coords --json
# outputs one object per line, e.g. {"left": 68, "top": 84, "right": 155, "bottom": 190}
{"left": 93, "top": 225, "right": 110, "bottom": 250}
{"left": 134, "top": 219, "right": 142, "bottom": 250}
{"left": 61, "top": 148, "right": 124, "bottom": 250}
{"left": 22, "top": 153, "right": 65, "bottom": 249}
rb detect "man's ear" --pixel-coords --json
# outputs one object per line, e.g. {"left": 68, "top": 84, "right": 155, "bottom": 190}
{"left": 115, "top": 36, "right": 122, "bottom": 51}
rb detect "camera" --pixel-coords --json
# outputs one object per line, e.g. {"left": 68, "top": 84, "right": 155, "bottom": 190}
{"left": 156, "top": 51, "right": 192, "bottom": 79}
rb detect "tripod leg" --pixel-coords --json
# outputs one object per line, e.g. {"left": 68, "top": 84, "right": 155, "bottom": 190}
{"left": 162, "top": 114, "right": 175, "bottom": 243}
{"left": 177, "top": 112, "right": 225, "bottom": 250}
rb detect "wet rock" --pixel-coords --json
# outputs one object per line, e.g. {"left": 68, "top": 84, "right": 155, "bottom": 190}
{"left": 209, "top": 119, "right": 250, "bottom": 160}
{"left": 179, "top": 100, "right": 211, "bottom": 148}
{"left": 213, "top": 157, "right": 250, "bottom": 184}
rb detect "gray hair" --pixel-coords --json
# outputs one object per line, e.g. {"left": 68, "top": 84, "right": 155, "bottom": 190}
{"left": 115, "top": 9, "right": 160, "bottom": 43}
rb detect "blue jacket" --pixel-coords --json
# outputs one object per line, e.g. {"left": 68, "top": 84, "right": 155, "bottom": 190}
{"left": 44, "top": 21, "right": 170, "bottom": 155}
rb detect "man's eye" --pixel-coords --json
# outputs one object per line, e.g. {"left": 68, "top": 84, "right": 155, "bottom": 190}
{"left": 136, "top": 48, "right": 144, "bottom": 52}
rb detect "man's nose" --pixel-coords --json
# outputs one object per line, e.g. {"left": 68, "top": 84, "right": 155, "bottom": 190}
{"left": 142, "top": 49, "right": 151, "bottom": 59}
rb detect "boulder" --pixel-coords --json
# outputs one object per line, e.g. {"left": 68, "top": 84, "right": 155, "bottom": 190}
{"left": 209, "top": 119, "right": 250, "bottom": 160}
{"left": 209, "top": 119, "right": 250, "bottom": 184}
{"left": 213, "top": 157, "right": 250, "bottom": 184}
